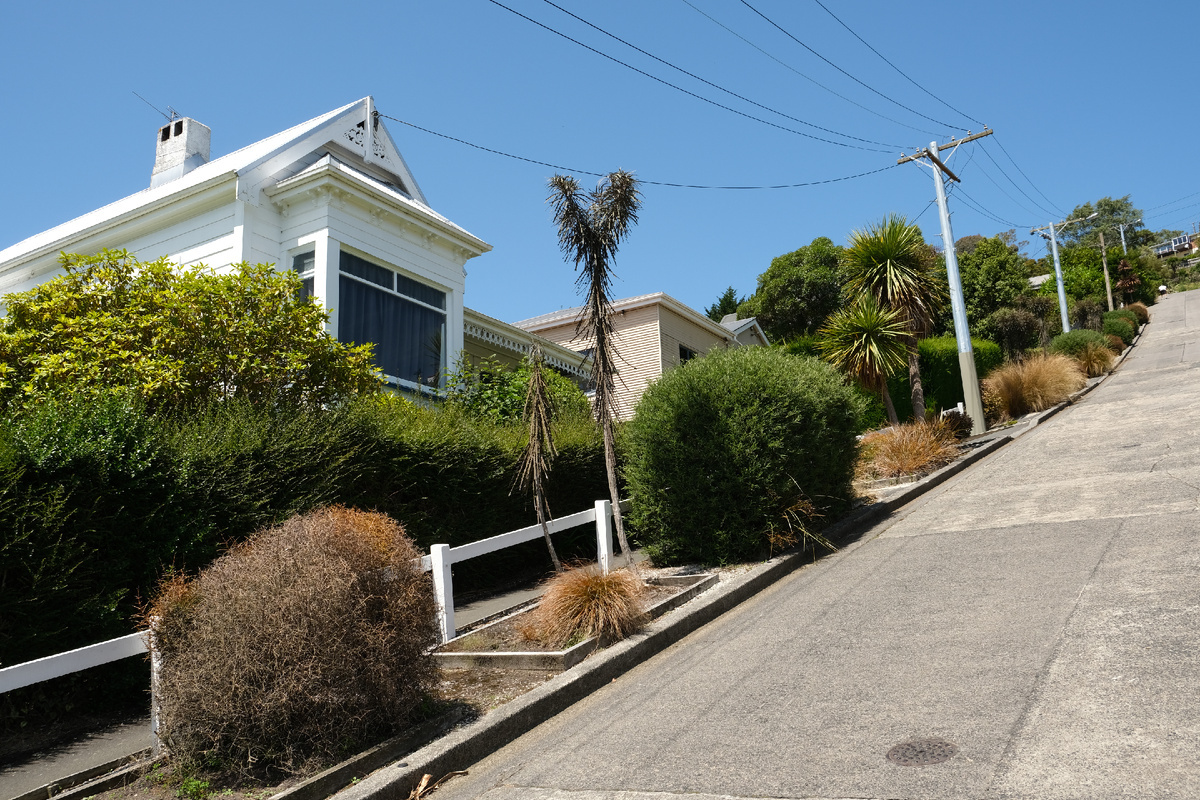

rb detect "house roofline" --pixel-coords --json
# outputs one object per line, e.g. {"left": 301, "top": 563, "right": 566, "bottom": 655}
{"left": 513, "top": 291, "right": 736, "bottom": 343}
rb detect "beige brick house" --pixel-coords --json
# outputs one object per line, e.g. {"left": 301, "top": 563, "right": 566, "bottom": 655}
{"left": 513, "top": 292, "right": 768, "bottom": 419}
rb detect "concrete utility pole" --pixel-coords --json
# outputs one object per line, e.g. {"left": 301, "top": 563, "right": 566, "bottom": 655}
{"left": 898, "top": 128, "right": 992, "bottom": 436}
{"left": 1031, "top": 212, "right": 1099, "bottom": 333}
{"left": 1099, "top": 231, "right": 1114, "bottom": 311}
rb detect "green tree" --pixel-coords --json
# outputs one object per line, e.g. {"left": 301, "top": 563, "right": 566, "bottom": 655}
{"left": 737, "top": 237, "right": 845, "bottom": 341}
{"left": 817, "top": 293, "right": 909, "bottom": 426}
{"left": 958, "top": 236, "right": 1031, "bottom": 325}
{"left": 1036, "top": 246, "right": 1106, "bottom": 305}
{"left": 444, "top": 355, "right": 590, "bottom": 422}
{"left": 843, "top": 216, "right": 946, "bottom": 421}
{"left": 547, "top": 171, "right": 641, "bottom": 564}
{"left": 704, "top": 286, "right": 745, "bottom": 322}
{"left": 0, "top": 251, "right": 379, "bottom": 413}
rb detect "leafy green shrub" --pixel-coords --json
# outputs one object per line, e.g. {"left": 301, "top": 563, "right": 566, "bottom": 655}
{"left": 1105, "top": 308, "right": 1140, "bottom": 334}
{"left": 149, "top": 506, "right": 438, "bottom": 774}
{"left": 986, "top": 308, "right": 1040, "bottom": 360}
{"left": 1103, "top": 317, "right": 1135, "bottom": 345}
{"left": 444, "top": 355, "right": 590, "bottom": 422}
{"left": 624, "top": 348, "right": 863, "bottom": 565}
{"left": 1049, "top": 329, "right": 1111, "bottom": 359}
{"left": 0, "top": 251, "right": 379, "bottom": 414}
{"left": 1126, "top": 301, "right": 1150, "bottom": 325}
{"left": 982, "top": 354, "right": 1085, "bottom": 420}
{"left": 1071, "top": 298, "right": 1104, "bottom": 332}
{"left": 886, "top": 336, "right": 1002, "bottom": 420}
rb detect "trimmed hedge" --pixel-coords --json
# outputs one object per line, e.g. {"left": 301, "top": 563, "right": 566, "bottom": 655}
{"left": 885, "top": 336, "right": 1003, "bottom": 421}
{"left": 1, "top": 394, "right": 609, "bottom": 736}
{"left": 1103, "top": 315, "right": 1136, "bottom": 345}
{"left": 623, "top": 347, "right": 864, "bottom": 566}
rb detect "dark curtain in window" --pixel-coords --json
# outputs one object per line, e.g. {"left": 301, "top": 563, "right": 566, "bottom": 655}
{"left": 339, "top": 277, "right": 444, "bottom": 385}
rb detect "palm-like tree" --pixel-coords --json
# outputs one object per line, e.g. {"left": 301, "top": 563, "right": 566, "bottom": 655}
{"left": 817, "top": 293, "right": 909, "bottom": 426}
{"left": 514, "top": 344, "right": 563, "bottom": 573}
{"left": 843, "top": 215, "right": 946, "bottom": 420}
{"left": 548, "top": 170, "right": 640, "bottom": 564}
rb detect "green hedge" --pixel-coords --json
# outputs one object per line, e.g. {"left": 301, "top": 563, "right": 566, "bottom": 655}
{"left": 1103, "top": 317, "right": 1135, "bottom": 345}
{"left": 623, "top": 348, "right": 863, "bottom": 566}
{"left": 882, "top": 336, "right": 1003, "bottom": 421}
{"left": 1, "top": 397, "right": 608, "bottom": 668}
{"left": 1049, "top": 329, "right": 1112, "bottom": 359}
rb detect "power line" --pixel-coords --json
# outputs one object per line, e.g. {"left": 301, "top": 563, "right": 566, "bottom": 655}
{"left": 483, "top": 0, "right": 891, "bottom": 153}
{"left": 737, "top": 0, "right": 963, "bottom": 132}
{"left": 971, "top": 153, "right": 1055, "bottom": 222}
{"left": 677, "top": 0, "right": 938, "bottom": 139}
{"left": 952, "top": 185, "right": 1028, "bottom": 229}
{"left": 807, "top": 0, "right": 985, "bottom": 129}
{"left": 989, "top": 136, "right": 1065, "bottom": 216}
{"left": 379, "top": 113, "right": 901, "bottom": 189}
{"left": 536, "top": 0, "right": 908, "bottom": 150}
{"left": 1145, "top": 189, "right": 1200, "bottom": 214}
{"left": 976, "top": 140, "right": 1060, "bottom": 219}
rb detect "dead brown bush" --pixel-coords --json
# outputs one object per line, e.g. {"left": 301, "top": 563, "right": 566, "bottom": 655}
{"left": 146, "top": 506, "right": 438, "bottom": 775}
{"left": 528, "top": 566, "right": 647, "bottom": 648}
{"left": 1126, "top": 301, "right": 1150, "bottom": 325}
{"left": 982, "top": 354, "right": 1085, "bottom": 421}
{"left": 857, "top": 419, "right": 960, "bottom": 480}
{"left": 1106, "top": 334, "right": 1126, "bottom": 354}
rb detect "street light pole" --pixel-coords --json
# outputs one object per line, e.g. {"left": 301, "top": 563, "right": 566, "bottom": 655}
{"left": 1117, "top": 219, "right": 1141, "bottom": 255}
{"left": 1031, "top": 212, "right": 1099, "bottom": 333}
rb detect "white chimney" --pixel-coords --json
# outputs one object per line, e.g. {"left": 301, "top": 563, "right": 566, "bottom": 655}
{"left": 151, "top": 117, "right": 210, "bottom": 188}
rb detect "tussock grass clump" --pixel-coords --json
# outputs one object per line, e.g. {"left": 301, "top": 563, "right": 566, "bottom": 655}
{"left": 1077, "top": 342, "right": 1115, "bottom": 378}
{"left": 857, "top": 419, "right": 960, "bottom": 480}
{"left": 528, "top": 566, "right": 647, "bottom": 648}
{"left": 1126, "top": 301, "right": 1150, "bottom": 325}
{"left": 982, "top": 354, "right": 1085, "bottom": 421}
{"left": 147, "top": 506, "right": 438, "bottom": 775}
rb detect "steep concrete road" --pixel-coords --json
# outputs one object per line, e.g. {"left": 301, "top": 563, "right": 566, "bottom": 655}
{"left": 431, "top": 290, "right": 1200, "bottom": 800}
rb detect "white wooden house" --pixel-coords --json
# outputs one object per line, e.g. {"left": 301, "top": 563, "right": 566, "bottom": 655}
{"left": 513, "top": 292, "right": 768, "bottom": 419}
{"left": 0, "top": 97, "right": 587, "bottom": 390}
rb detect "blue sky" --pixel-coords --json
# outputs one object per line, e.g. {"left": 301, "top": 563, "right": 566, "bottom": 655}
{"left": 2, "top": 1, "right": 1197, "bottom": 324}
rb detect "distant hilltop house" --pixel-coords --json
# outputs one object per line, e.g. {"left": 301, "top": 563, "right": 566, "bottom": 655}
{"left": 0, "top": 97, "right": 587, "bottom": 391}
{"left": 513, "top": 292, "right": 768, "bottom": 419}
{"left": 1152, "top": 234, "right": 1196, "bottom": 259}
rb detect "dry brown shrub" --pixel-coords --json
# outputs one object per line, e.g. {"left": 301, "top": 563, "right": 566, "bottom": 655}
{"left": 146, "top": 506, "right": 438, "bottom": 775}
{"left": 857, "top": 420, "right": 960, "bottom": 480}
{"left": 1106, "top": 334, "right": 1126, "bottom": 354}
{"left": 528, "top": 566, "right": 647, "bottom": 648}
{"left": 1126, "top": 301, "right": 1150, "bottom": 325}
{"left": 982, "top": 354, "right": 1085, "bottom": 421}
{"left": 1077, "top": 341, "right": 1115, "bottom": 378}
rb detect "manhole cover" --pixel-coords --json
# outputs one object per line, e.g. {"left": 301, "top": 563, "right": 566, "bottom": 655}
{"left": 886, "top": 737, "right": 959, "bottom": 766}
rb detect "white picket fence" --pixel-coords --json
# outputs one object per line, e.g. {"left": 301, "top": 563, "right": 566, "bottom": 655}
{"left": 0, "top": 497, "right": 629, "bottom": 696}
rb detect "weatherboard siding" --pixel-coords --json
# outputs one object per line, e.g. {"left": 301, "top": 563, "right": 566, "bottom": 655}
{"left": 657, "top": 305, "right": 731, "bottom": 371}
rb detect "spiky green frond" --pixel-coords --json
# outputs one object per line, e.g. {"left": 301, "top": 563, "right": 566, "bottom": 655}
{"left": 817, "top": 293, "right": 909, "bottom": 390}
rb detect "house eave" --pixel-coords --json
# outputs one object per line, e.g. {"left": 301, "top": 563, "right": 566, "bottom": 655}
{"left": 264, "top": 161, "right": 491, "bottom": 259}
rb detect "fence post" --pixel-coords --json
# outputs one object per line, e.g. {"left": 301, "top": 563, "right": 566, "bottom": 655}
{"left": 595, "top": 499, "right": 614, "bottom": 575}
{"left": 148, "top": 628, "right": 162, "bottom": 757}
{"left": 430, "top": 544, "right": 455, "bottom": 643}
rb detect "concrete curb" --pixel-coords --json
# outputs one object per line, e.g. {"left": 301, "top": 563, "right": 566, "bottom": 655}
{"left": 22, "top": 753, "right": 153, "bottom": 800}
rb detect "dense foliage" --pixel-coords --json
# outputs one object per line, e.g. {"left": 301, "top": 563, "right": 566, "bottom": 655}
{"left": 444, "top": 354, "right": 590, "bottom": 422}
{"left": 958, "top": 236, "right": 1032, "bottom": 326}
{"left": 737, "top": 237, "right": 846, "bottom": 341}
{"left": 0, "top": 251, "right": 380, "bottom": 413}
{"left": 624, "top": 347, "right": 864, "bottom": 565}
{"left": 881, "top": 336, "right": 1003, "bottom": 421}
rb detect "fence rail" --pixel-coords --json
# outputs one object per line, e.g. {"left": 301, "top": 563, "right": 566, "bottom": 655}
{"left": 0, "top": 498, "right": 630, "bottom": 693}
{"left": 0, "top": 632, "right": 149, "bottom": 694}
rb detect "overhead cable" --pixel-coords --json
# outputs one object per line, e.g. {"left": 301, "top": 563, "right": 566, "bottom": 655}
{"left": 677, "top": 0, "right": 940, "bottom": 138}
{"left": 990, "top": 136, "right": 1065, "bottom": 216}
{"left": 807, "top": 0, "right": 985, "bottom": 128}
{"left": 737, "top": 0, "right": 963, "bottom": 132}
{"left": 976, "top": 142, "right": 1060, "bottom": 219}
{"left": 380, "top": 113, "right": 901, "bottom": 189}
{"left": 483, "top": 0, "right": 891, "bottom": 152}
{"left": 536, "top": 0, "right": 909, "bottom": 150}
